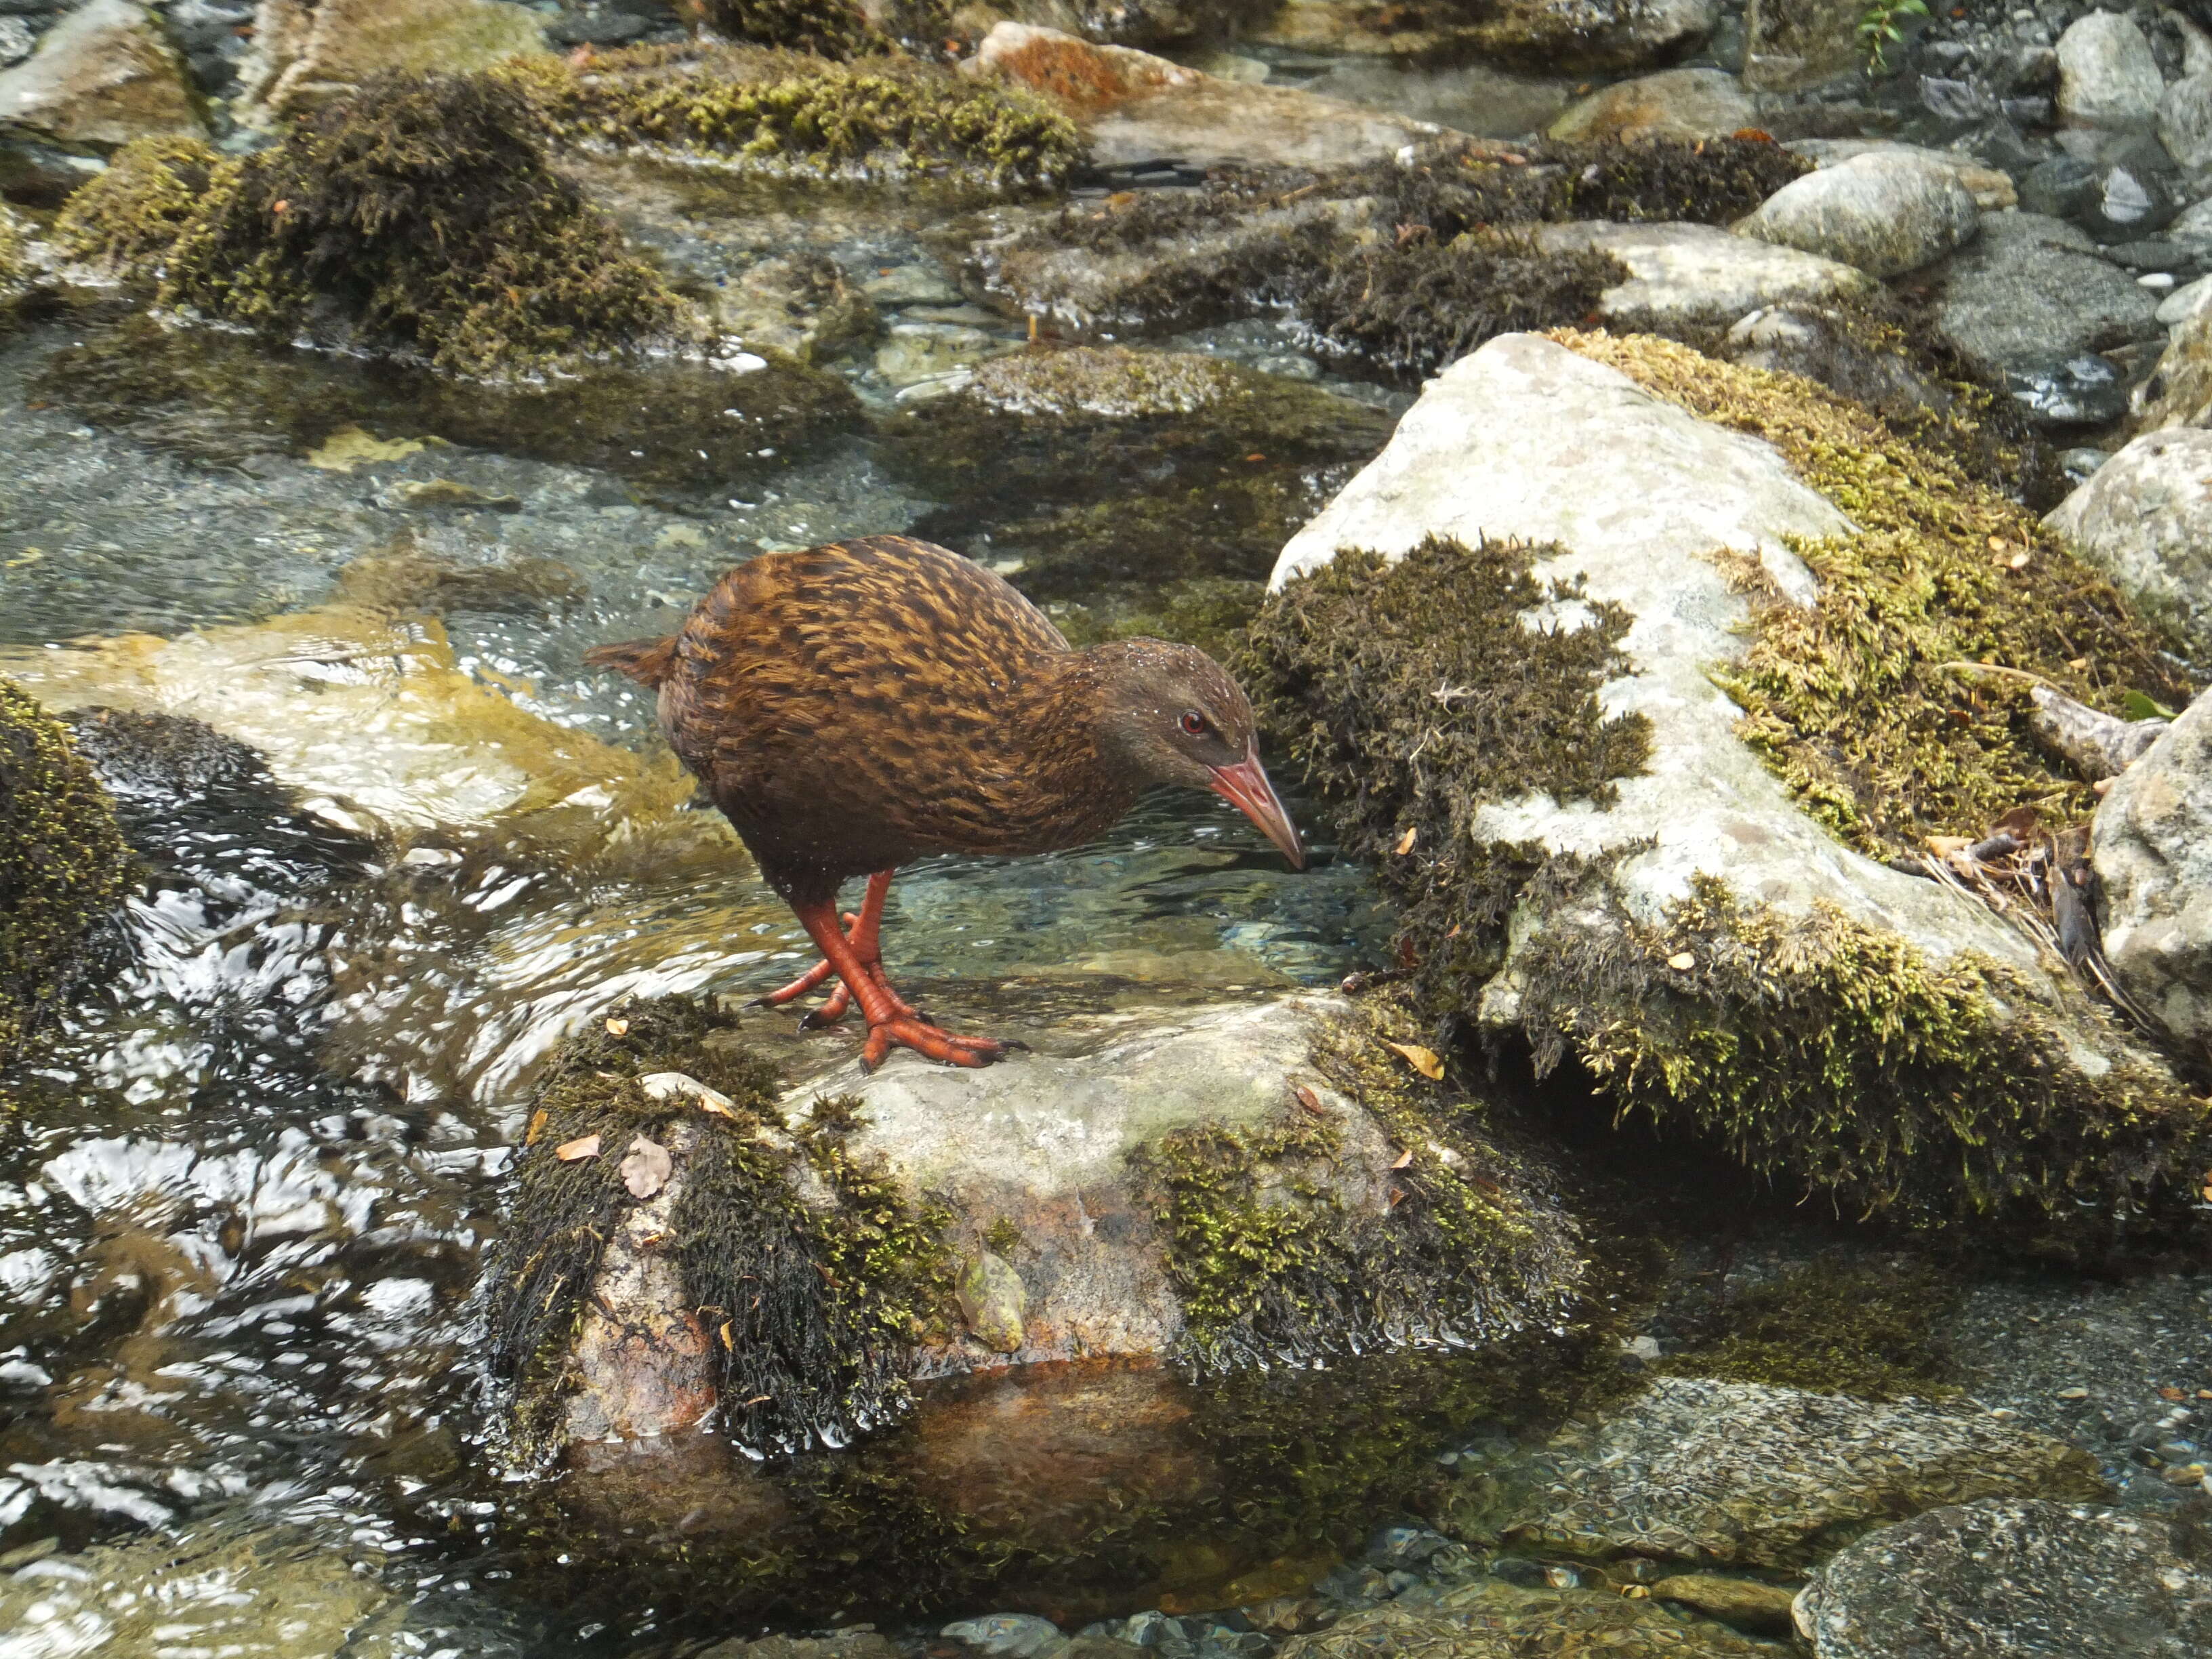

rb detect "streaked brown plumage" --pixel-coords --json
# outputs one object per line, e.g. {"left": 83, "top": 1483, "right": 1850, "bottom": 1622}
{"left": 586, "top": 535, "right": 1303, "bottom": 1071}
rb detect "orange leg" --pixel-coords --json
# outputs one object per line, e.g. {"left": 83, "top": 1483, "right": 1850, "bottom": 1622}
{"left": 756, "top": 872, "right": 917, "bottom": 1027}
{"left": 785, "top": 888, "right": 1014, "bottom": 1073}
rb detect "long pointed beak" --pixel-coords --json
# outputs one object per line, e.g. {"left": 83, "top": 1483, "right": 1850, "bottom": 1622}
{"left": 1209, "top": 751, "right": 1307, "bottom": 871}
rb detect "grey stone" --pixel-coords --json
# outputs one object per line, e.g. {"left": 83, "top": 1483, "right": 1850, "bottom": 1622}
{"left": 1787, "top": 138, "right": 2019, "bottom": 209}
{"left": 1931, "top": 211, "right": 2161, "bottom": 375}
{"left": 1721, "top": 305, "right": 1957, "bottom": 422}
{"left": 1467, "top": 0, "right": 1719, "bottom": 75}
{"left": 1004, "top": 0, "right": 1202, "bottom": 52}
{"left": 1530, "top": 220, "right": 1873, "bottom": 328}
{"left": 2045, "top": 427, "right": 2212, "bottom": 660}
{"left": 1268, "top": 332, "right": 2171, "bottom": 1115}
{"left": 1465, "top": 1377, "right": 2107, "bottom": 1569}
{"left": 2160, "top": 73, "right": 2212, "bottom": 186}
{"left": 944, "top": 1614, "right": 1068, "bottom": 1658}
{"left": 2157, "top": 271, "right": 2212, "bottom": 324}
{"left": 0, "top": 17, "right": 31, "bottom": 67}
{"left": 1294, "top": 58, "right": 1574, "bottom": 140}
{"left": 1797, "top": 1500, "right": 2212, "bottom": 1657}
{"left": 2056, "top": 12, "right": 2164, "bottom": 130}
{"left": 1736, "top": 150, "right": 1982, "bottom": 277}
{"left": 2134, "top": 298, "right": 2212, "bottom": 427}
{"left": 874, "top": 321, "right": 1019, "bottom": 389}
{"left": 713, "top": 253, "right": 880, "bottom": 365}
{"left": 0, "top": 0, "right": 206, "bottom": 147}
{"left": 1547, "top": 66, "right": 1754, "bottom": 144}
{"left": 2093, "top": 689, "right": 2212, "bottom": 1051}
{"left": 1743, "top": 0, "right": 1861, "bottom": 93}
{"left": 1279, "top": 1579, "right": 1776, "bottom": 1659}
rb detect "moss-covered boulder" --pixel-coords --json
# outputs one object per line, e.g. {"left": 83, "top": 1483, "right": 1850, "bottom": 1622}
{"left": 1244, "top": 330, "right": 2209, "bottom": 1236}
{"left": 54, "top": 74, "right": 698, "bottom": 377}
{"left": 0, "top": 678, "right": 133, "bottom": 1056}
{"left": 690, "top": 0, "right": 892, "bottom": 58}
{"left": 497, "top": 41, "right": 1078, "bottom": 188}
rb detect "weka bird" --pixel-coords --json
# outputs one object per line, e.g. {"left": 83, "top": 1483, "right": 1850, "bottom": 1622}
{"left": 585, "top": 535, "right": 1305, "bottom": 1071}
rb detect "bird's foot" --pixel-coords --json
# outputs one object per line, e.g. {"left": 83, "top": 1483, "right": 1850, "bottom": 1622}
{"left": 859, "top": 1016, "right": 1022, "bottom": 1073}
{"left": 793, "top": 964, "right": 920, "bottom": 1029}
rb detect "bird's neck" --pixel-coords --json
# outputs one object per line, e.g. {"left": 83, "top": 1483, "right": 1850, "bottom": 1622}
{"left": 1012, "top": 642, "right": 1147, "bottom": 820}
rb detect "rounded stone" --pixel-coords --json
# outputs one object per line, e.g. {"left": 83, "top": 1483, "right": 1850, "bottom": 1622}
{"left": 2055, "top": 12, "right": 2163, "bottom": 131}
{"left": 1736, "top": 152, "right": 1981, "bottom": 278}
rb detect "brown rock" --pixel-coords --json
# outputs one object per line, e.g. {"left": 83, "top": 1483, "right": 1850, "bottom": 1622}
{"left": 1548, "top": 67, "right": 1757, "bottom": 144}
{"left": 0, "top": 0, "right": 205, "bottom": 150}
{"left": 1650, "top": 1574, "right": 1801, "bottom": 1636}
{"left": 962, "top": 22, "right": 1451, "bottom": 169}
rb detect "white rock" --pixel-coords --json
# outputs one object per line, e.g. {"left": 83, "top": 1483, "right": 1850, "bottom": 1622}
{"left": 2156, "top": 271, "right": 2212, "bottom": 325}
{"left": 1268, "top": 333, "right": 2151, "bottom": 1080}
{"left": 2055, "top": 12, "right": 2163, "bottom": 130}
{"left": 1531, "top": 220, "right": 1873, "bottom": 328}
{"left": 2093, "top": 690, "right": 2212, "bottom": 1052}
{"left": 1786, "top": 138, "right": 2018, "bottom": 209}
{"left": 0, "top": 0, "right": 205, "bottom": 147}
{"left": 2045, "top": 426, "right": 2212, "bottom": 661}
{"left": 2158, "top": 73, "right": 2212, "bottom": 186}
{"left": 1737, "top": 151, "right": 1981, "bottom": 278}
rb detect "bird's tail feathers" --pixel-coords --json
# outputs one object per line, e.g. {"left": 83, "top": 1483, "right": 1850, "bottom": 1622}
{"left": 581, "top": 635, "right": 679, "bottom": 688}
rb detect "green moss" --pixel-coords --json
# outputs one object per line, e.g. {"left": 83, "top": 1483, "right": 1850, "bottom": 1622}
{"left": 981, "top": 1216, "right": 1023, "bottom": 1256}
{"left": 1132, "top": 994, "right": 1583, "bottom": 1372}
{"left": 0, "top": 203, "right": 30, "bottom": 301}
{"left": 52, "top": 136, "right": 223, "bottom": 271}
{"left": 1658, "top": 1257, "right": 1960, "bottom": 1399}
{"left": 499, "top": 43, "right": 1078, "bottom": 187}
{"left": 1050, "top": 576, "right": 1266, "bottom": 664}
{"left": 0, "top": 679, "right": 134, "bottom": 1057}
{"left": 54, "top": 74, "right": 693, "bottom": 377}
{"left": 1236, "top": 535, "right": 1652, "bottom": 1001}
{"left": 695, "top": 0, "right": 891, "bottom": 57}
{"left": 1558, "top": 329, "right": 2199, "bottom": 857}
{"left": 1513, "top": 872, "right": 2210, "bottom": 1231}
{"left": 484, "top": 997, "right": 955, "bottom": 1461}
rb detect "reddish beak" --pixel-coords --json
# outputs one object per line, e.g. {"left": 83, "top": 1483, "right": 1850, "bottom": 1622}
{"left": 1209, "top": 751, "right": 1307, "bottom": 871}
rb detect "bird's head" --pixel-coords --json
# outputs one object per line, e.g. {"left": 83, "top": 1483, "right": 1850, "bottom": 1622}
{"left": 1091, "top": 640, "right": 1306, "bottom": 870}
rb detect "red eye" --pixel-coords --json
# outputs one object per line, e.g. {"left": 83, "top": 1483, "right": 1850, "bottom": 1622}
{"left": 1181, "top": 712, "right": 1206, "bottom": 736}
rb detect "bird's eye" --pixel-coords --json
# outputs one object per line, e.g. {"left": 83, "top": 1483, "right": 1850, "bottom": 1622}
{"left": 1180, "top": 711, "right": 1207, "bottom": 737}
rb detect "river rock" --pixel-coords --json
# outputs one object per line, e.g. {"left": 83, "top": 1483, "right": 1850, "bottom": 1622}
{"left": 961, "top": 22, "right": 1450, "bottom": 171}
{"left": 2158, "top": 272, "right": 2212, "bottom": 325}
{"left": 1736, "top": 150, "right": 1981, "bottom": 278}
{"left": 2055, "top": 12, "right": 2164, "bottom": 131}
{"left": 1721, "top": 306, "right": 1958, "bottom": 422}
{"left": 1530, "top": 220, "right": 1872, "bottom": 328}
{"left": 1268, "top": 332, "right": 2159, "bottom": 1127}
{"left": 0, "top": 600, "right": 699, "bottom": 855}
{"left": 1930, "top": 210, "right": 2160, "bottom": 375}
{"left": 1795, "top": 1500, "right": 2212, "bottom": 1657}
{"left": 1004, "top": 0, "right": 1204, "bottom": 50}
{"left": 1786, "top": 138, "right": 2018, "bottom": 209}
{"left": 0, "top": 0, "right": 205, "bottom": 149}
{"left": 2020, "top": 149, "right": 2184, "bottom": 241}
{"left": 237, "top": 0, "right": 549, "bottom": 124}
{"left": 1446, "top": 1376, "right": 2106, "bottom": 1568}
{"left": 2160, "top": 73, "right": 2212, "bottom": 188}
{"left": 1744, "top": 0, "right": 1861, "bottom": 93}
{"left": 1650, "top": 1574, "right": 1800, "bottom": 1636}
{"left": 2043, "top": 428, "right": 2212, "bottom": 661}
{"left": 712, "top": 253, "right": 879, "bottom": 365}
{"left": 1547, "top": 66, "right": 1755, "bottom": 144}
{"left": 1278, "top": 1578, "right": 1775, "bottom": 1659}
{"left": 2134, "top": 299, "right": 2212, "bottom": 428}
{"left": 1465, "top": 0, "right": 1719, "bottom": 75}
{"left": 2093, "top": 690, "right": 2212, "bottom": 1053}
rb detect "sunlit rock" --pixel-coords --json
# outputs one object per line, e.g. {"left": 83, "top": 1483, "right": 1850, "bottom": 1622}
{"left": 0, "top": 0, "right": 206, "bottom": 149}
{"left": 237, "top": 0, "right": 549, "bottom": 123}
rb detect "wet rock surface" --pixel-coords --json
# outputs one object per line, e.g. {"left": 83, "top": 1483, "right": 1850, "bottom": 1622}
{"left": 1931, "top": 209, "right": 2162, "bottom": 377}
{"left": 1797, "top": 1498, "right": 2212, "bottom": 1657}
{"left": 1531, "top": 220, "right": 1872, "bottom": 327}
{"left": 1736, "top": 150, "right": 1981, "bottom": 277}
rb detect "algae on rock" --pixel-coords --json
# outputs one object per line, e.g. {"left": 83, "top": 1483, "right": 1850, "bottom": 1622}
{"left": 487, "top": 998, "right": 956, "bottom": 1461}
{"left": 691, "top": 0, "right": 892, "bottom": 58}
{"left": 500, "top": 43, "right": 1079, "bottom": 187}
{"left": 54, "top": 73, "right": 696, "bottom": 376}
{"left": 0, "top": 678, "right": 134, "bottom": 1057}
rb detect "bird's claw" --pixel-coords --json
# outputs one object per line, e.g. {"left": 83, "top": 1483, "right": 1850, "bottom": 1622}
{"left": 858, "top": 1017, "right": 1012, "bottom": 1072}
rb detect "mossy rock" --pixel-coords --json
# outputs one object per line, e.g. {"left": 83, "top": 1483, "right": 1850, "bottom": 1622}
{"left": 972, "top": 136, "right": 1807, "bottom": 374}
{"left": 54, "top": 73, "right": 697, "bottom": 377}
{"left": 498, "top": 42, "right": 1078, "bottom": 188}
{"left": 1242, "top": 331, "right": 2211, "bottom": 1238}
{"left": 0, "top": 678, "right": 134, "bottom": 1056}
{"left": 1654, "top": 1256, "right": 1961, "bottom": 1401}
{"left": 693, "top": 0, "right": 893, "bottom": 58}
{"left": 880, "top": 346, "right": 1396, "bottom": 600}
{"left": 0, "top": 204, "right": 31, "bottom": 304}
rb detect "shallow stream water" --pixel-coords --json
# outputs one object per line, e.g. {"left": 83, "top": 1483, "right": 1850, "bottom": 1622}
{"left": 0, "top": 161, "right": 1439, "bottom": 1653}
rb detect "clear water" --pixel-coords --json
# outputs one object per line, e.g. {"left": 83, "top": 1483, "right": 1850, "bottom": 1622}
{"left": 0, "top": 165, "right": 1408, "bottom": 1653}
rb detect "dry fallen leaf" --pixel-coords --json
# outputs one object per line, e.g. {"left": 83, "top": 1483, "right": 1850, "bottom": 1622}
{"left": 1391, "top": 1148, "right": 1414, "bottom": 1169}
{"left": 1666, "top": 951, "right": 1696, "bottom": 971}
{"left": 620, "top": 1134, "right": 674, "bottom": 1200}
{"left": 2007, "top": 550, "right": 2031, "bottom": 570}
{"left": 556, "top": 1133, "right": 602, "bottom": 1162}
{"left": 638, "top": 1070, "right": 744, "bottom": 1120}
{"left": 524, "top": 1109, "right": 548, "bottom": 1147}
{"left": 2160, "top": 1386, "right": 2187, "bottom": 1401}
{"left": 1928, "top": 835, "right": 1972, "bottom": 857}
{"left": 1385, "top": 1041, "right": 1445, "bottom": 1080}
{"left": 605, "top": 1017, "right": 630, "bottom": 1036}
{"left": 1395, "top": 825, "right": 1418, "bottom": 855}
{"left": 1294, "top": 1084, "right": 1330, "bottom": 1117}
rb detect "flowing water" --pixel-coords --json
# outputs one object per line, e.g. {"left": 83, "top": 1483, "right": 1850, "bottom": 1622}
{"left": 0, "top": 166, "right": 1450, "bottom": 1654}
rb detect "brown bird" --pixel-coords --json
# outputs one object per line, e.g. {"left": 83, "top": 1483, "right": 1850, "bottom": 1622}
{"left": 586, "top": 535, "right": 1305, "bottom": 1071}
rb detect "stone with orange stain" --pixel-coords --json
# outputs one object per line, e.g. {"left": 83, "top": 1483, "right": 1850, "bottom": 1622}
{"left": 962, "top": 22, "right": 1454, "bottom": 169}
